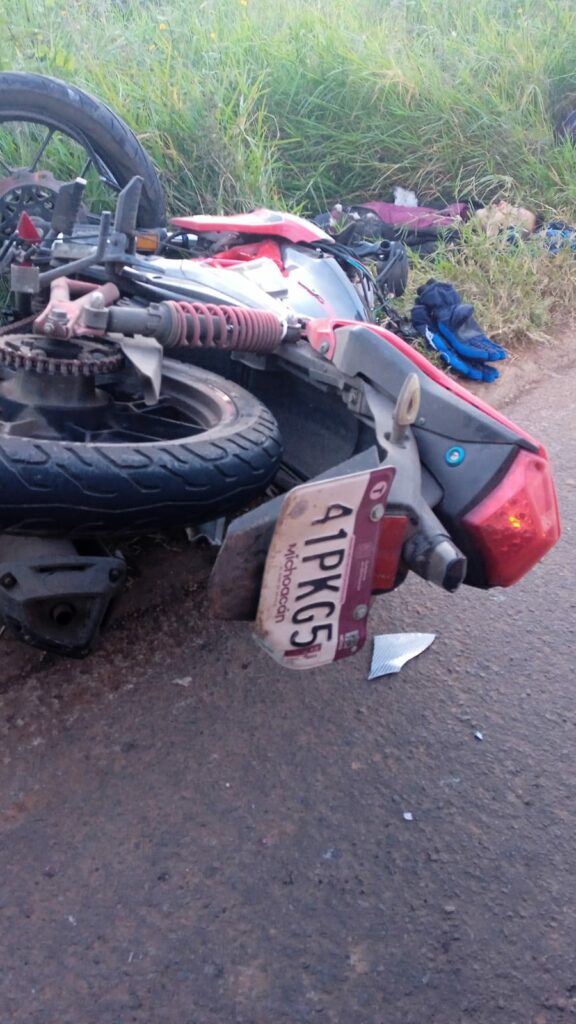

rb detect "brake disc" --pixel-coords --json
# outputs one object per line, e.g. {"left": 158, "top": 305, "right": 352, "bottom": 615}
{"left": 0, "top": 169, "right": 77, "bottom": 238}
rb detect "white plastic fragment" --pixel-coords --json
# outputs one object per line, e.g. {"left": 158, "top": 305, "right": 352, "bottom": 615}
{"left": 394, "top": 186, "right": 418, "bottom": 207}
{"left": 368, "top": 633, "right": 436, "bottom": 679}
{"left": 172, "top": 676, "right": 192, "bottom": 687}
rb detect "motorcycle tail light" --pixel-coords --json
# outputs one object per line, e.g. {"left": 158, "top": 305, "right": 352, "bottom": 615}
{"left": 462, "top": 449, "right": 560, "bottom": 587}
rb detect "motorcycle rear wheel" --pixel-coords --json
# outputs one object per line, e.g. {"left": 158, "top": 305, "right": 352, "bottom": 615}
{"left": 0, "top": 359, "right": 282, "bottom": 535}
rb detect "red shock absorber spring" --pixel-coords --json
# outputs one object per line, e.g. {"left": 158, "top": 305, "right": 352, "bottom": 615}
{"left": 166, "top": 301, "right": 284, "bottom": 352}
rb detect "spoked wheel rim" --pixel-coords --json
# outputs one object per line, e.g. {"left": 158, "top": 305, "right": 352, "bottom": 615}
{"left": 0, "top": 112, "right": 125, "bottom": 240}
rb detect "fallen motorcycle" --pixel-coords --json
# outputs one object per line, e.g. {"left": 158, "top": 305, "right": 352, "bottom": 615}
{"left": 0, "top": 73, "right": 561, "bottom": 666}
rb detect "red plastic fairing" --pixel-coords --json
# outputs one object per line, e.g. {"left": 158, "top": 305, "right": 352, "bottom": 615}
{"left": 462, "top": 449, "right": 560, "bottom": 587}
{"left": 201, "top": 239, "right": 286, "bottom": 273}
{"left": 170, "top": 208, "right": 331, "bottom": 244}
{"left": 306, "top": 318, "right": 547, "bottom": 457}
{"left": 306, "top": 318, "right": 356, "bottom": 360}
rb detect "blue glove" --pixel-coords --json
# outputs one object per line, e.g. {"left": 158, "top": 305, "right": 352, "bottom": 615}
{"left": 411, "top": 304, "right": 499, "bottom": 381}
{"left": 415, "top": 280, "right": 507, "bottom": 362}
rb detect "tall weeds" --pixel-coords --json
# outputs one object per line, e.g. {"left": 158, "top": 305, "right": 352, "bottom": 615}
{"left": 2, "top": 0, "right": 576, "bottom": 214}
{"left": 1, "top": 0, "right": 576, "bottom": 341}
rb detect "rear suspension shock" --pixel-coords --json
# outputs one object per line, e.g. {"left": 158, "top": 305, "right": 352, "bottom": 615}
{"left": 154, "top": 300, "right": 285, "bottom": 352}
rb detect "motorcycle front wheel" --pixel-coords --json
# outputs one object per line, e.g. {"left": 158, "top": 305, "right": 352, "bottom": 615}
{"left": 0, "top": 71, "right": 166, "bottom": 236}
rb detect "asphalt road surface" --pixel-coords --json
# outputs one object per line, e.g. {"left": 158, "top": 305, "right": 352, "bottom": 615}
{"left": 1, "top": 361, "right": 575, "bottom": 1024}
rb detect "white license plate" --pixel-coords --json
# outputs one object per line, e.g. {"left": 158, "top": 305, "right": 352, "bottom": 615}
{"left": 254, "top": 466, "right": 396, "bottom": 670}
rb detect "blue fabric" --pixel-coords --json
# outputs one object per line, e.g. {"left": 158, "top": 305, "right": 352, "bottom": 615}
{"left": 418, "top": 324, "right": 500, "bottom": 382}
{"left": 437, "top": 321, "right": 507, "bottom": 362}
{"left": 543, "top": 222, "right": 576, "bottom": 254}
{"left": 411, "top": 279, "right": 506, "bottom": 382}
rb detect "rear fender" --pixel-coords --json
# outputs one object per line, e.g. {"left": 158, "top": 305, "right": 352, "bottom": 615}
{"left": 311, "top": 323, "right": 540, "bottom": 524}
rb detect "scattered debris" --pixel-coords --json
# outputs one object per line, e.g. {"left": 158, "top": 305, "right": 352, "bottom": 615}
{"left": 171, "top": 676, "right": 192, "bottom": 687}
{"left": 394, "top": 186, "right": 418, "bottom": 207}
{"left": 314, "top": 197, "right": 466, "bottom": 254}
{"left": 311, "top": 188, "right": 568, "bottom": 383}
{"left": 187, "top": 517, "right": 226, "bottom": 547}
{"left": 321, "top": 847, "right": 341, "bottom": 860}
{"left": 368, "top": 632, "right": 436, "bottom": 679}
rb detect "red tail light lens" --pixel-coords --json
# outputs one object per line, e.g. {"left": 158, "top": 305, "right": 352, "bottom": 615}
{"left": 462, "top": 449, "right": 560, "bottom": 587}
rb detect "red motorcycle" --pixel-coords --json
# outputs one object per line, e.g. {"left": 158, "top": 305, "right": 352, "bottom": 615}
{"left": 0, "top": 73, "right": 560, "bottom": 666}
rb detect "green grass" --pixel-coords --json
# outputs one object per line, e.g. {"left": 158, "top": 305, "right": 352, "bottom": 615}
{"left": 400, "top": 228, "right": 576, "bottom": 348}
{"left": 2, "top": 0, "right": 576, "bottom": 343}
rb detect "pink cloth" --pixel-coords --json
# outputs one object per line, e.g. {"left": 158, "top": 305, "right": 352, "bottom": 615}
{"left": 358, "top": 201, "right": 467, "bottom": 230}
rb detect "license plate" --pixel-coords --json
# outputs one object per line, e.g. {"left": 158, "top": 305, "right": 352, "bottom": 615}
{"left": 254, "top": 466, "right": 396, "bottom": 670}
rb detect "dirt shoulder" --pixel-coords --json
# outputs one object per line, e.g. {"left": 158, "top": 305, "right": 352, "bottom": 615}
{"left": 465, "top": 328, "right": 576, "bottom": 410}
